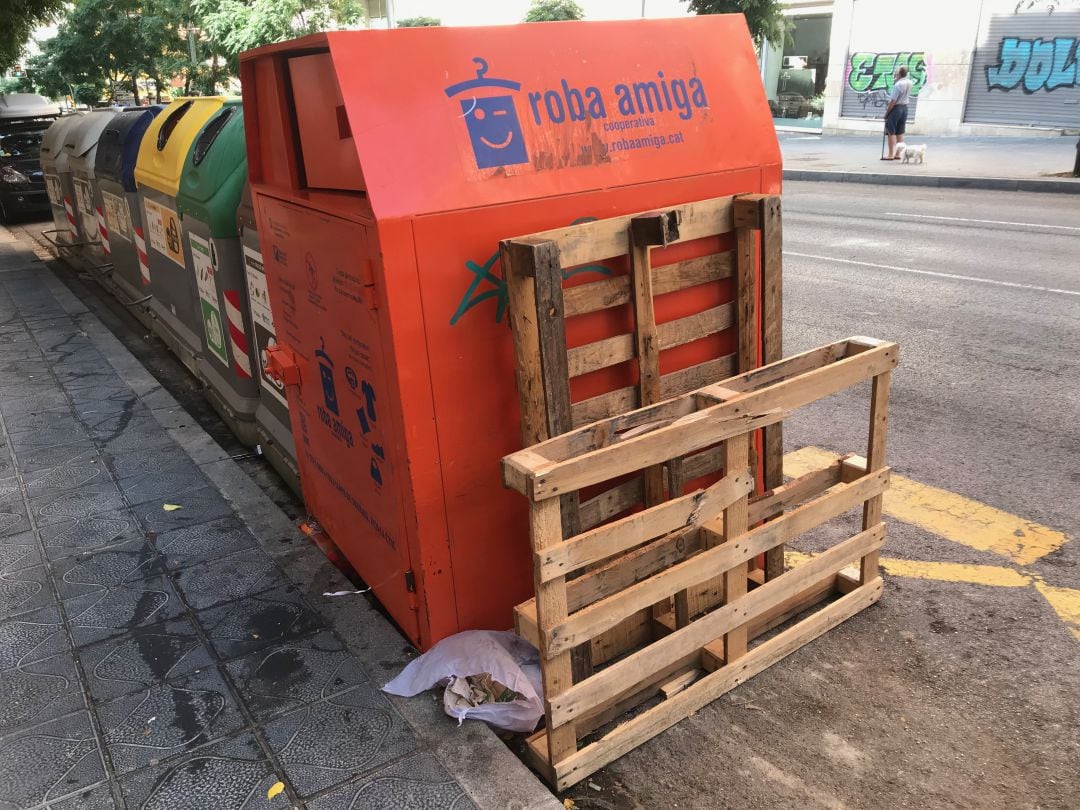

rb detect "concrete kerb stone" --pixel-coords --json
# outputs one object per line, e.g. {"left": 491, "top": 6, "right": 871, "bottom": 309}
{"left": 783, "top": 168, "right": 1080, "bottom": 194}
{"left": 32, "top": 236, "right": 562, "bottom": 810}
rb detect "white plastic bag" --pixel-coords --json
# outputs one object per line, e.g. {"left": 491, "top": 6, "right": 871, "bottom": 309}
{"left": 382, "top": 630, "right": 544, "bottom": 733}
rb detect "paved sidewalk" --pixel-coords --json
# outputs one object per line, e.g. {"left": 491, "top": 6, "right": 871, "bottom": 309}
{"left": 0, "top": 225, "right": 558, "bottom": 810}
{"left": 781, "top": 132, "right": 1080, "bottom": 193}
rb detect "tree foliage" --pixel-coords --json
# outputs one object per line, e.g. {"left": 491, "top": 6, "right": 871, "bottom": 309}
{"left": 20, "top": 0, "right": 200, "bottom": 104}
{"left": 397, "top": 16, "right": 441, "bottom": 27}
{"left": 684, "top": 0, "right": 788, "bottom": 45}
{"left": 19, "top": 0, "right": 374, "bottom": 105}
{"left": 524, "top": 0, "right": 585, "bottom": 22}
{"left": 1, "top": 0, "right": 64, "bottom": 73}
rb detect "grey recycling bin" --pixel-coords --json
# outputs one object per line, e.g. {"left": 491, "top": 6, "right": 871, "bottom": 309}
{"left": 39, "top": 113, "right": 86, "bottom": 245}
{"left": 64, "top": 108, "right": 120, "bottom": 260}
{"left": 239, "top": 183, "right": 300, "bottom": 495}
{"left": 175, "top": 100, "right": 260, "bottom": 446}
{"left": 93, "top": 106, "right": 162, "bottom": 305}
{"left": 133, "top": 96, "right": 226, "bottom": 374}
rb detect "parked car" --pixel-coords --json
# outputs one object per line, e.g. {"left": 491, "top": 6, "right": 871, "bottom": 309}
{"left": 0, "top": 93, "right": 60, "bottom": 222}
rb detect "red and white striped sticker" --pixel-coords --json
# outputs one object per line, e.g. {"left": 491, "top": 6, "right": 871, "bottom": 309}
{"left": 134, "top": 226, "right": 150, "bottom": 285}
{"left": 96, "top": 207, "right": 110, "bottom": 255}
{"left": 63, "top": 197, "right": 77, "bottom": 239}
{"left": 223, "top": 289, "right": 252, "bottom": 378}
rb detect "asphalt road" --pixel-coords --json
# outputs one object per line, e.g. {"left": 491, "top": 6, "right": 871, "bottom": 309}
{"left": 572, "top": 183, "right": 1080, "bottom": 809}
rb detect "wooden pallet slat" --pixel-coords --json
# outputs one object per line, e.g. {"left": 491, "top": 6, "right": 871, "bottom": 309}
{"left": 536, "top": 468, "right": 755, "bottom": 583}
{"left": 561, "top": 251, "right": 734, "bottom": 319}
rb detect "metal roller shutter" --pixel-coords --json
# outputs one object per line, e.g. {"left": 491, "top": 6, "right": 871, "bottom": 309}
{"left": 963, "top": 10, "right": 1080, "bottom": 128}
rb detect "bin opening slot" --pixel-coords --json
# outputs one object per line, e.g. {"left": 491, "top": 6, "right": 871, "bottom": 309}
{"left": 157, "top": 100, "right": 194, "bottom": 151}
{"left": 193, "top": 107, "right": 235, "bottom": 166}
{"left": 286, "top": 51, "right": 365, "bottom": 193}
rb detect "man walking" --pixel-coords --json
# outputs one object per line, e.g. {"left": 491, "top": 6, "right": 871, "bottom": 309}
{"left": 884, "top": 66, "right": 913, "bottom": 160}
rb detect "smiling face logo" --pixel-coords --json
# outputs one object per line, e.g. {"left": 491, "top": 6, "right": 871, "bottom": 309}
{"left": 446, "top": 57, "right": 528, "bottom": 170}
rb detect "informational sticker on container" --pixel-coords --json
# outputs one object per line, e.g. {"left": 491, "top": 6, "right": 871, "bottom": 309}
{"left": 44, "top": 173, "right": 61, "bottom": 206}
{"left": 73, "top": 178, "right": 97, "bottom": 242}
{"left": 101, "top": 190, "right": 131, "bottom": 242}
{"left": 190, "top": 232, "right": 229, "bottom": 364}
{"left": 243, "top": 245, "right": 288, "bottom": 407}
{"left": 143, "top": 197, "right": 185, "bottom": 267}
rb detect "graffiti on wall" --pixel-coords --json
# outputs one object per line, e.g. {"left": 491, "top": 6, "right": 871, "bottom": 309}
{"left": 841, "top": 51, "right": 927, "bottom": 119}
{"left": 848, "top": 52, "right": 928, "bottom": 95}
{"left": 986, "top": 37, "right": 1079, "bottom": 93}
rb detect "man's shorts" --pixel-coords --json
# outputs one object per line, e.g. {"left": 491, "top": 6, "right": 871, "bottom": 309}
{"left": 885, "top": 105, "right": 908, "bottom": 136}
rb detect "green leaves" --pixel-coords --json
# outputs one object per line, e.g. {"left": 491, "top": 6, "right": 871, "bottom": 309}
{"left": 1, "top": 0, "right": 65, "bottom": 73}
{"left": 397, "top": 16, "right": 441, "bottom": 27}
{"left": 524, "top": 0, "right": 585, "bottom": 22}
{"left": 684, "top": 0, "right": 789, "bottom": 45}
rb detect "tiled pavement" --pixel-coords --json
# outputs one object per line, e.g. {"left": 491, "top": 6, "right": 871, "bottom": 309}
{"left": 0, "top": 228, "right": 557, "bottom": 810}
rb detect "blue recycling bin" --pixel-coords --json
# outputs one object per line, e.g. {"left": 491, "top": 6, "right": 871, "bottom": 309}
{"left": 93, "top": 106, "right": 162, "bottom": 304}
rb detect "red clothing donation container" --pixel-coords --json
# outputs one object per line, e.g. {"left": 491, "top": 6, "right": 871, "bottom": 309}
{"left": 239, "top": 16, "right": 781, "bottom": 650}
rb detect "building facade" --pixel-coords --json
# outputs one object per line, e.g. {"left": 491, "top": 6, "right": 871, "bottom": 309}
{"left": 761, "top": 0, "right": 1080, "bottom": 135}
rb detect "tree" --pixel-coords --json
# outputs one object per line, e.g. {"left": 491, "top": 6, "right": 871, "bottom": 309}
{"left": 193, "top": 0, "right": 368, "bottom": 75}
{"left": 397, "top": 16, "right": 441, "bottom": 27}
{"left": 683, "top": 0, "right": 788, "bottom": 45}
{"left": 1, "top": 0, "right": 64, "bottom": 73}
{"left": 21, "top": 0, "right": 193, "bottom": 105}
{"left": 524, "top": 0, "right": 584, "bottom": 22}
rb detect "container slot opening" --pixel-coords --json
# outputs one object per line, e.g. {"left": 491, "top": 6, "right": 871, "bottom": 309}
{"left": 192, "top": 107, "right": 235, "bottom": 166}
{"left": 157, "top": 100, "right": 194, "bottom": 150}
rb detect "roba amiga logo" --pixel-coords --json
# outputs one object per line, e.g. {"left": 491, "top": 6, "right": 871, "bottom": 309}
{"left": 444, "top": 57, "right": 710, "bottom": 171}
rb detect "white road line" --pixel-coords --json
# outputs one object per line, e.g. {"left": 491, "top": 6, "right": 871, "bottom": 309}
{"left": 784, "top": 251, "right": 1080, "bottom": 298}
{"left": 883, "top": 212, "right": 1080, "bottom": 232}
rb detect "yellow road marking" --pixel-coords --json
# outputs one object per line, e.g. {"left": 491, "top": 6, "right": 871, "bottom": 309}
{"left": 785, "top": 553, "right": 1080, "bottom": 641}
{"left": 1034, "top": 582, "right": 1080, "bottom": 642}
{"left": 784, "top": 447, "right": 1069, "bottom": 565}
{"left": 805, "top": 553, "right": 1033, "bottom": 589}
{"left": 878, "top": 558, "right": 1032, "bottom": 588}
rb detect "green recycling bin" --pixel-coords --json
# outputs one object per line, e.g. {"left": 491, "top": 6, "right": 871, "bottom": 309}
{"left": 39, "top": 113, "right": 85, "bottom": 245}
{"left": 239, "top": 183, "right": 299, "bottom": 494}
{"left": 176, "top": 100, "right": 260, "bottom": 446}
{"left": 64, "top": 108, "right": 119, "bottom": 260}
{"left": 93, "top": 106, "right": 162, "bottom": 305}
{"left": 134, "top": 96, "right": 226, "bottom": 374}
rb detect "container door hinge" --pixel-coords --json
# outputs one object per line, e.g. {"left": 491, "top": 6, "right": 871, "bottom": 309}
{"left": 404, "top": 570, "right": 418, "bottom": 610}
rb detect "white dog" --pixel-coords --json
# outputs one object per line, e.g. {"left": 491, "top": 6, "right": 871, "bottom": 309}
{"left": 898, "top": 143, "right": 927, "bottom": 164}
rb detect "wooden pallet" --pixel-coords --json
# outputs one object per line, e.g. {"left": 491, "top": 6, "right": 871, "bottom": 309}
{"left": 501, "top": 337, "right": 898, "bottom": 790}
{"left": 501, "top": 193, "right": 783, "bottom": 676}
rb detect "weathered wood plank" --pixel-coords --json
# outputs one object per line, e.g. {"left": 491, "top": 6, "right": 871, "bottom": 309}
{"left": 562, "top": 251, "right": 733, "bottom": 318}
{"left": 510, "top": 195, "right": 734, "bottom": 267}
{"left": 861, "top": 370, "right": 893, "bottom": 583}
{"left": 536, "top": 469, "right": 755, "bottom": 583}
{"left": 529, "top": 498, "right": 578, "bottom": 763}
{"left": 722, "top": 434, "right": 750, "bottom": 661}
{"left": 530, "top": 339, "right": 859, "bottom": 464}
{"left": 507, "top": 342, "right": 898, "bottom": 498}
{"left": 759, "top": 195, "right": 785, "bottom": 580}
